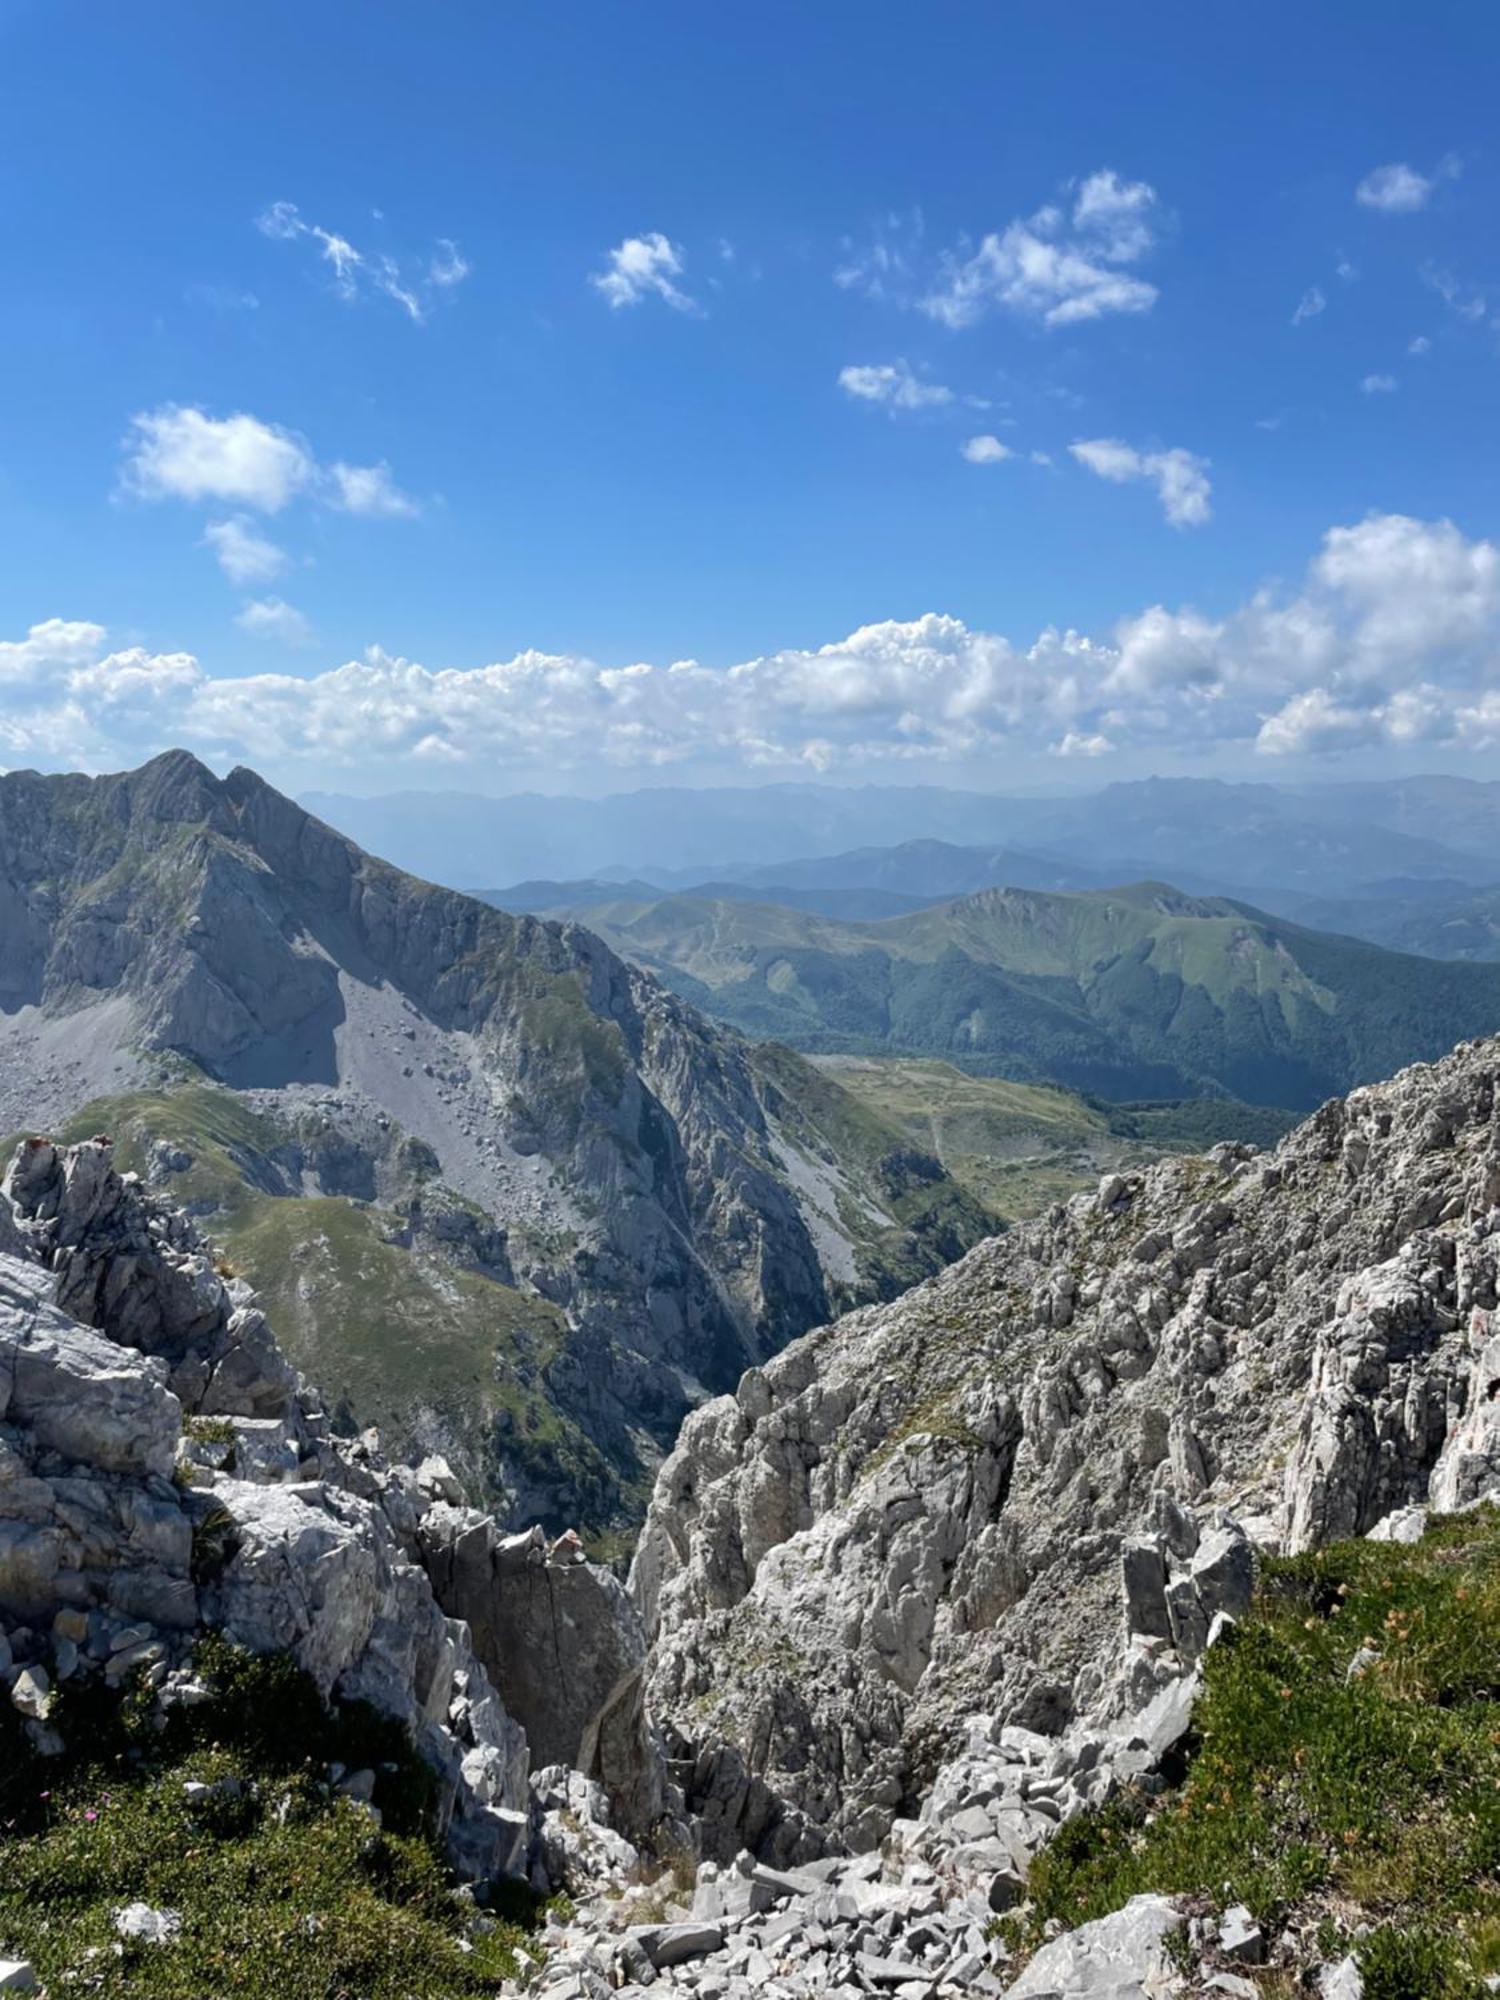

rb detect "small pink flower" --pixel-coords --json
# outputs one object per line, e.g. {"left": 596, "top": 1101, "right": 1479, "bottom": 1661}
{"left": 84, "top": 1810, "right": 98, "bottom": 1823}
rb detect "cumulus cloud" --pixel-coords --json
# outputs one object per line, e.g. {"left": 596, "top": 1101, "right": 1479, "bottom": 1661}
{"left": 920, "top": 168, "right": 1162, "bottom": 329}
{"left": 1356, "top": 159, "right": 1456, "bottom": 214}
{"left": 1069, "top": 438, "right": 1212, "bottom": 528}
{"left": 236, "top": 598, "right": 313, "bottom": 646}
{"left": 256, "top": 201, "right": 468, "bottom": 322}
{"left": 591, "top": 233, "right": 696, "bottom": 311}
{"left": 203, "top": 516, "right": 287, "bottom": 585}
{"left": 124, "top": 407, "right": 314, "bottom": 513}
{"left": 327, "top": 461, "right": 419, "bottom": 518}
{"left": 1292, "top": 286, "right": 1326, "bottom": 326}
{"left": 960, "top": 435, "right": 1013, "bottom": 464}
{"left": 1360, "top": 372, "right": 1398, "bottom": 395}
{"left": 11, "top": 514, "right": 1500, "bottom": 776}
{"left": 123, "top": 408, "right": 419, "bottom": 563}
{"left": 838, "top": 361, "right": 953, "bottom": 411}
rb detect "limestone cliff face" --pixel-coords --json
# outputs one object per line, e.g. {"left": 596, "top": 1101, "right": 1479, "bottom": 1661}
{"left": 0, "top": 751, "right": 991, "bottom": 1531}
{"left": 633, "top": 1036, "right": 1500, "bottom": 1860}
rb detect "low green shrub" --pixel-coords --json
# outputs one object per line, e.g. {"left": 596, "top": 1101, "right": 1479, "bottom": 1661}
{"left": 1016, "top": 1509, "right": 1500, "bottom": 1990}
{"left": 0, "top": 1637, "right": 550, "bottom": 1997}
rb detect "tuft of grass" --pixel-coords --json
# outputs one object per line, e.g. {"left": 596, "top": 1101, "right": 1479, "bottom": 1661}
{"left": 0, "top": 1636, "right": 552, "bottom": 1997}
{"left": 1016, "top": 1509, "right": 1500, "bottom": 1996}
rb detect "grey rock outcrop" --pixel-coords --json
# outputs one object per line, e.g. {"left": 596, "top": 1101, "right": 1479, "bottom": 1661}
{"left": 419, "top": 1509, "right": 665, "bottom": 1839}
{"left": 633, "top": 1038, "right": 1500, "bottom": 1860}
{"left": 0, "top": 1137, "right": 535, "bottom": 1881}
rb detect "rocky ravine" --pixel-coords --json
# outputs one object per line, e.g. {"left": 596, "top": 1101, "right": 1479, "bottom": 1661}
{"left": 0, "top": 751, "right": 990, "bottom": 1534}
{"left": 455, "top": 1033, "right": 1497, "bottom": 2000}
{"left": 632, "top": 1032, "right": 1500, "bottom": 1861}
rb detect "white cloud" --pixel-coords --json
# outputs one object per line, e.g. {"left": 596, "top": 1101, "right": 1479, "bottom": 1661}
{"left": 920, "top": 168, "right": 1162, "bottom": 329}
{"left": 1292, "top": 286, "right": 1326, "bottom": 326}
{"left": 960, "top": 435, "right": 1013, "bottom": 464}
{"left": 834, "top": 210, "right": 924, "bottom": 302}
{"left": 1069, "top": 437, "right": 1212, "bottom": 528}
{"left": 591, "top": 233, "right": 696, "bottom": 312}
{"left": 1255, "top": 687, "right": 1379, "bottom": 755}
{"left": 124, "top": 407, "right": 313, "bottom": 513}
{"left": 1423, "top": 265, "right": 1487, "bottom": 323}
{"left": 13, "top": 513, "right": 1500, "bottom": 775}
{"left": 123, "top": 408, "right": 419, "bottom": 560}
{"left": 839, "top": 361, "right": 953, "bottom": 412}
{"left": 1360, "top": 372, "right": 1397, "bottom": 395}
{"left": 236, "top": 598, "right": 313, "bottom": 646}
{"left": 203, "top": 516, "right": 287, "bottom": 585}
{"left": 256, "top": 201, "right": 468, "bottom": 322}
{"left": 326, "top": 462, "right": 419, "bottom": 519}
{"left": 1356, "top": 159, "right": 1454, "bottom": 214}
{"left": 1408, "top": 334, "right": 1432, "bottom": 355}
{"left": 429, "top": 240, "right": 470, "bottom": 288}
{"left": 0, "top": 619, "right": 105, "bottom": 688}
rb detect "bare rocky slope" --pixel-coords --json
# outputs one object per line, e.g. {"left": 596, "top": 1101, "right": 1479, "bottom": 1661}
{"left": 632, "top": 1033, "right": 1500, "bottom": 1860}
{"left": 0, "top": 751, "right": 989, "bottom": 1536}
{"left": 7, "top": 1034, "right": 1500, "bottom": 1995}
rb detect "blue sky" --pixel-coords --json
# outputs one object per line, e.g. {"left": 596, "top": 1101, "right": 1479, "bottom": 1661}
{"left": 2, "top": 0, "right": 1499, "bottom": 791}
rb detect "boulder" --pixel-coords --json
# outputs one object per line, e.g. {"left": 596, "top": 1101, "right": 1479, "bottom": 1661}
{"left": 1003, "top": 1893, "right": 1184, "bottom": 1997}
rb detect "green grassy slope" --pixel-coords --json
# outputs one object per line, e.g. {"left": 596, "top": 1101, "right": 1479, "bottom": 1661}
{"left": 1013, "top": 1510, "right": 1500, "bottom": 1996}
{"left": 0, "top": 1639, "right": 553, "bottom": 1997}
{"left": 565, "top": 884, "right": 1500, "bottom": 1110}
{"left": 811, "top": 1056, "right": 1295, "bottom": 1220}
{"left": 27, "top": 1087, "right": 619, "bottom": 1531}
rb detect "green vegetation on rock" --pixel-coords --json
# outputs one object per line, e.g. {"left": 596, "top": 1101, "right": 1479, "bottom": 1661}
{"left": 563, "top": 882, "right": 1500, "bottom": 1109}
{"left": 0, "top": 1638, "right": 554, "bottom": 1998}
{"left": 810, "top": 1055, "right": 1295, "bottom": 1221}
{"left": 1011, "top": 1509, "right": 1500, "bottom": 1995}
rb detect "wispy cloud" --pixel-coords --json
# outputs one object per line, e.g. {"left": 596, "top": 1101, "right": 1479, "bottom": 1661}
{"left": 1356, "top": 156, "right": 1459, "bottom": 214}
{"left": 203, "top": 516, "right": 287, "bottom": 585}
{"left": 1360, "top": 373, "right": 1398, "bottom": 395}
{"left": 591, "top": 233, "right": 697, "bottom": 312}
{"left": 920, "top": 169, "right": 1163, "bottom": 330}
{"left": 960, "top": 435, "right": 1013, "bottom": 464}
{"left": 1069, "top": 437, "right": 1211, "bottom": 528}
{"left": 236, "top": 598, "right": 313, "bottom": 647}
{"left": 255, "top": 201, "right": 470, "bottom": 322}
{"left": 834, "top": 209, "right": 925, "bottom": 303}
{"left": 1292, "top": 286, "right": 1326, "bottom": 326}
{"left": 327, "top": 461, "right": 419, "bottom": 519}
{"left": 838, "top": 360, "right": 953, "bottom": 411}
{"left": 1423, "top": 264, "right": 1488, "bottom": 324}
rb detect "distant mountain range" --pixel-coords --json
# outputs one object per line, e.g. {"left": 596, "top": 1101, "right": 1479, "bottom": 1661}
{"left": 542, "top": 879, "right": 1500, "bottom": 1109}
{"left": 487, "top": 825, "right": 1500, "bottom": 960}
{"left": 307, "top": 773, "right": 1500, "bottom": 908}
{"left": 0, "top": 752, "right": 992, "bottom": 1539}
